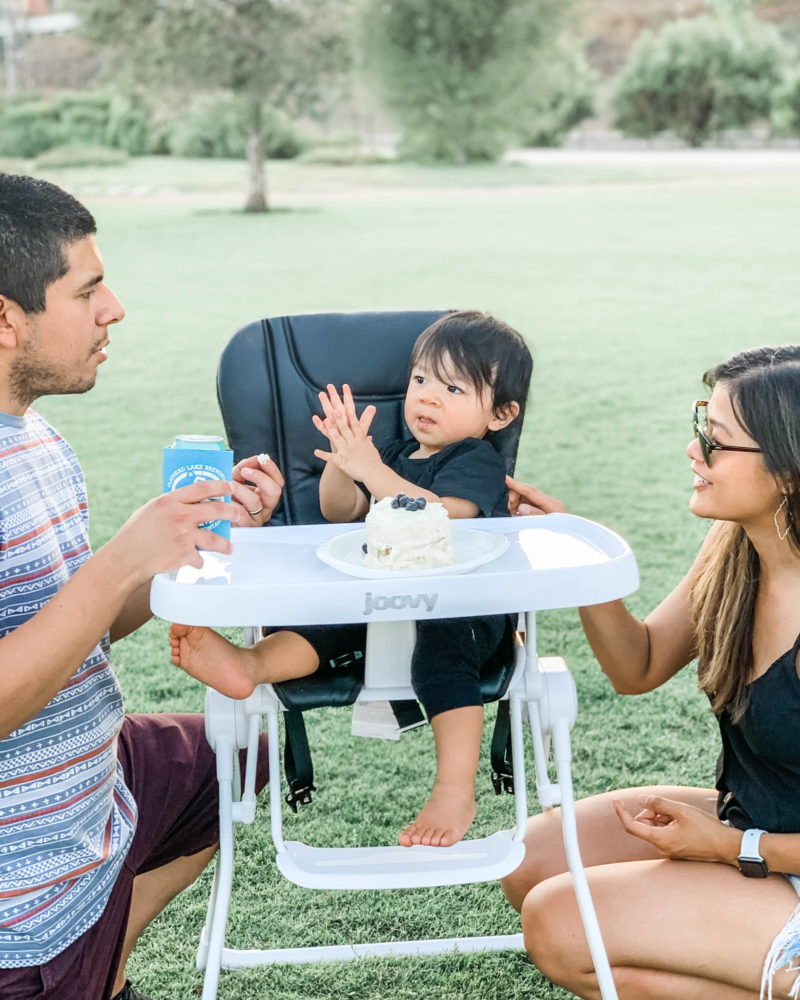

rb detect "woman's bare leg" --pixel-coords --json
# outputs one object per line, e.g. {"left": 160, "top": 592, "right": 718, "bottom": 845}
{"left": 500, "top": 786, "right": 800, "bottom": 999}
{"left": 523, "top": 857, "right": 798, "bottom": 999}
{"left": 501, "top": 785, "right": 719, "bottom": 910}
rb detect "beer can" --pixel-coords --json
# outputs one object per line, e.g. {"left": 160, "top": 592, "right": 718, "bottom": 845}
{"left": 163, "top": 435, "right": 234, "bottom": 540}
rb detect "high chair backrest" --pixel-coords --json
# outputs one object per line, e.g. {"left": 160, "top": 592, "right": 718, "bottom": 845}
{"left": 217, "top": 311, "right": 526, "bottom": 525}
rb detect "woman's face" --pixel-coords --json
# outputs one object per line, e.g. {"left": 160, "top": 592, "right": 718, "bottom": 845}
{"left": 687, "top": 382, "right": 783, "bottom": 529}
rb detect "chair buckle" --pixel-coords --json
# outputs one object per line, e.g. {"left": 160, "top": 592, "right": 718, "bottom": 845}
{"left": 285, "top": 783, "right": 316, "bottom": 813}
{"left": 491, "top": 769, "right": 514, "bottom": 796}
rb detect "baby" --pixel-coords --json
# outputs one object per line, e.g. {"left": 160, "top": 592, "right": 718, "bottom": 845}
{"left": 170, "top": 309, "right": 532, "bottom": 847}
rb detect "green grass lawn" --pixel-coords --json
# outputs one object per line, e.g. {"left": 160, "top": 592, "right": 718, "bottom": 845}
{"left": 28, "top": 153, "right": 800, "bottom": 999}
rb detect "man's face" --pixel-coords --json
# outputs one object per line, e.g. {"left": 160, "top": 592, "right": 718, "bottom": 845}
{"left": 8, "top": 235, "right": 124, "bottom": 410}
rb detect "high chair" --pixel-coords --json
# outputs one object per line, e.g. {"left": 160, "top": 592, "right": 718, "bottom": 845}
{"left": 151, "top": 311, "right": 639, "bottom": 1000}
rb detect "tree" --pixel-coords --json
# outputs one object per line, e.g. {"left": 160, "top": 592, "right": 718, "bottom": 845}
{"left": 360, "top": 0, "right": 571, "bottom": 163}
{"left": 76, "top": 0, "right": 351, "bottom": 211}
{"left": 611, "top": 6, "right": 790, "bottom": 147}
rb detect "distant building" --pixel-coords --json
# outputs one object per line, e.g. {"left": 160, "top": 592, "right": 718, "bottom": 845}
{"left": 1, "top": 2, "right": 96, "bottom": 92}
{"left": 0, "top": 0, "right": 78, "bottom": 38}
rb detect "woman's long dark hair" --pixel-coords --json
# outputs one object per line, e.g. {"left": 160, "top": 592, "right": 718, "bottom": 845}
{"left": 691, "top": 345, "right": 800, "bottom": 721}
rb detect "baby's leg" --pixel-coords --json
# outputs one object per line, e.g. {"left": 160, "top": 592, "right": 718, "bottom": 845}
{"left": 169, "top": 625, "right": 319, "bottom": 700}
{"left": 398, "top": 615, "right": 511, "bottom": 847}
{"left": 398, "top": 704, "right": 482, "bottom": 847}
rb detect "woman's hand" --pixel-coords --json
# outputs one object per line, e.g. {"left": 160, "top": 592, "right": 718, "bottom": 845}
{"left": 614, "top": 794, "right": 740, "bottom": 865}
{"left": 505, "top": 475, "right": 566, "bottom": 516}
{"left": 230, "top": 453, "right": 284, "bottom": 526}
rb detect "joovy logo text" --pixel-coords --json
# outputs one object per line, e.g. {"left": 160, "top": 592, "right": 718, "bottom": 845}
{"left": 363, "top": 591, "right": 438, "bottom": 616}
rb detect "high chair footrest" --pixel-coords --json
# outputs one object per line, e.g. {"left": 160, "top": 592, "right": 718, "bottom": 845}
{"left": 276, "top": 831, "right": 524, "bottom": 889}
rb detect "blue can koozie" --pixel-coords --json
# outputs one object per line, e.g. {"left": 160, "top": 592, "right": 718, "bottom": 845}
{"left": 163, "top": 435, "right": 234, "bottom": 540}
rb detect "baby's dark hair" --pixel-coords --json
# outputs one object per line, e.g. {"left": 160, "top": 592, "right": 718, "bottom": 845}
{"left": 409, "top": 310, "right": 532, "bottom": 424}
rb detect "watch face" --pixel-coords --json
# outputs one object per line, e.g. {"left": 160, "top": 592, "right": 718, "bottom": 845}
{"left": 738, "top": 858, "right": 769, "bottom": 878}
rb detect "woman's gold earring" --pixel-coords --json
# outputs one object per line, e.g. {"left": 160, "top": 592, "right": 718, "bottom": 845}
{"left": 775, "top": 495, "right": 791, "bottom": 541}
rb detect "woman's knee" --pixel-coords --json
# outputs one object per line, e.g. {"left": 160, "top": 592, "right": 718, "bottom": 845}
{"left": 501, "top": 811, "right": 567, "bottom": 911}
{"left": 520, "top": 875, "right": 588, "bottom": 988}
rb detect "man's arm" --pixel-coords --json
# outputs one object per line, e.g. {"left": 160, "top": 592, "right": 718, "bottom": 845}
{"left": 109, "top": 579, "right": 153, "bottom": 642}
{"left": 0, "top": 481, "right": 233, "bottom": 739}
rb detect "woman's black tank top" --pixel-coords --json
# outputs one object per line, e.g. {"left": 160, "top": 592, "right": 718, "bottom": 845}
{"left": 716, "top": 633, "right": 800, "bottom": 832}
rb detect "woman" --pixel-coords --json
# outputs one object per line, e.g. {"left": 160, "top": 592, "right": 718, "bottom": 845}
{"left": 502, "top": 345, "right": 800, "bottom": 1000}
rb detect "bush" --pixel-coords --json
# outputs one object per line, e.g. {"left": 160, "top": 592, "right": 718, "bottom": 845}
{"left": 0, "top": 88, "right": 308, "bottom": 162}
{"left": 519, "top": 37, "right": 594, "bottom": 147}
{"left": 611, "top": 10, "right": 790, "bottom": 146}
{"left": 56, "top": 92, "right": 111, "bottom": 146}
{"left": 361, "top": 0, "right": 568, "bottom": 163}
{"left": 771, "top": 69, "right": 800, "bottom": 135}
{"left": 105, "top": 95, "right": 151, "bottom": 155}
{"left": 0, "top": 91, "right": 152, "bottom": 158}
{"left": 166, "top": 94, "right": 308, "bottom": 159}
{"left": 34, "top": 144, "right": 128, "bottom": 168}
{"left": 297, "top": 137, "right": 391, "bottom": 165}
{"left": 0, "top": 99, "right": 64, "bottom": 157}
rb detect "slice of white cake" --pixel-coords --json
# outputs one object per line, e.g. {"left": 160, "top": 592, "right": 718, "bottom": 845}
{"left": 363, "top": 495, "right": 457, "bottom": 570}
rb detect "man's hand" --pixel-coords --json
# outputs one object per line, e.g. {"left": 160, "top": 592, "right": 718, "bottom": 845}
{"left": 312, "top": 383, "right": 381, "bottom": 482}
{"left": 506, "top": 475, "right": 566, "bottom": 516}
{"left": 614, "top": 794, "right": 740, "bottom": 865}
{"left": 230, "top": 453, "right": 284, "bottom": 526}
{"left": 112, "top": 479, "right": 234, "bottom": 580}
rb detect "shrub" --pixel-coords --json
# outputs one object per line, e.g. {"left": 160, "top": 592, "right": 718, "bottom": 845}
{"left": 105, "top": 95, "right": 151, "bottom": 155}
{"left": 0, "top": 91, "right": 153, "bottom": 157}
{"left": 56, "top": 92, "right": 111, "bottom": 146}
{"left": 771, "top": 69, "right": 800, "bottom": 135}
{"left": 34, "top": 144, "right": 128, "bottom": 168}
{"left": 166, "top": 94, "right": 308, "bottom": 159}
{"left": 0, "top": 99, "right": 64, "bottom": 157}
{"left": 519, "top": 37, "right": 594, "bottom": 147}
{"left": 297, "top": 137, "right": 390, "bottom": 165}
{"left": 611, "top": 10, "right": 789, "bottom": 146}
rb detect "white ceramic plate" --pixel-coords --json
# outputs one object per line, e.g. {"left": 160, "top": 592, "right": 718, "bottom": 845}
{"left": 316, "top": 527, "right": 509, "bottom": 579}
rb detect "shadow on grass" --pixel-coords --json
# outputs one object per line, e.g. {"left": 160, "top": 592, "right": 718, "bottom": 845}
{"left": 194, "top": 205, "right": 321, "bottom": 217}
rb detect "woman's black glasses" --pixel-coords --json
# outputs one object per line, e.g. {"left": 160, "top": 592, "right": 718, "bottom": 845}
{"left": 693, "top": 400, "right": 762, "bottom": 467}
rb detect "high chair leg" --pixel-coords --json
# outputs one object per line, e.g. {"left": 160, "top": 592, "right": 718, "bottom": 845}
{"left": 526, "top": 655, "right": 619, "bottom": 1000}
{"left": 552, "top": 717, "right": 618, "bottom": 1000}
{"left": 200, "top": 735, "right": 237, "bottom": 1000}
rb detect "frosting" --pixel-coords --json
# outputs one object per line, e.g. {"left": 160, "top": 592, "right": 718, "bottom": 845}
{"left": 363, "top": 495, "right": 457, "bottom": 570}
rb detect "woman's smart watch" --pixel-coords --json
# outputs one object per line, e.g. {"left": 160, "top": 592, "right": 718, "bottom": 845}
{"left": 738, "top": 828, "right": 768, "bottom": 878}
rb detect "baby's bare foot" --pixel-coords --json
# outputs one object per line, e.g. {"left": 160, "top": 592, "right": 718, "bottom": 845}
{"left": 169, "top": 623, "right": 256, "bottom": 699}
{"left": 398, "top": 784, "right": 477, "bottom": 848}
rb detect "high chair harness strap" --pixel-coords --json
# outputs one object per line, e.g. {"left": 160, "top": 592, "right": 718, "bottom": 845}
{"left": 490, "top": 700, "right": 515, "bottom": 795}
{"left": 283, "top": 710, "right": 316, "bottom": 812}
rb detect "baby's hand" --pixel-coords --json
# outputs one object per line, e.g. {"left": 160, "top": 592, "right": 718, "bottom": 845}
{"left": 312, "top": 383, "right": 379, "bottom": 480}
{"left": 312, "top": 384, "right": 373, "bottom": 442}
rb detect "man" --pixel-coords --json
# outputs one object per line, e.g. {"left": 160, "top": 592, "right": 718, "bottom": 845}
{"left": 0, "top": 175, "right": 279, "bottom": 1000}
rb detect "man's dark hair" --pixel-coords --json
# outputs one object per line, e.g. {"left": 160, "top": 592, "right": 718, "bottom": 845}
{"left": 409, "top": 309, "right": 533, "bottom": 425}
{"left": 0, "top": 174, "right": 97, "bottom": 314}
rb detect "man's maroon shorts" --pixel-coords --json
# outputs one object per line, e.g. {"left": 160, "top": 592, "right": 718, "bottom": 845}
{"left": 0, "top": 713, "right": 269, "bottom": 1000}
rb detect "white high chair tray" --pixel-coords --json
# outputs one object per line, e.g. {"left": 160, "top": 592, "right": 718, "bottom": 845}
{"left": 150, "top": 513, "right": 638, "bottom": 626}
{"left": 316, "top": 526, "right": 509, "bottom": 579}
